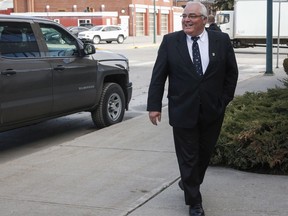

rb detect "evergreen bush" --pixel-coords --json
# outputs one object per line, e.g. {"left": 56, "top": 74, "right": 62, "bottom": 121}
{"left": 211, "top": 79, "right": 288, "bottom": 175}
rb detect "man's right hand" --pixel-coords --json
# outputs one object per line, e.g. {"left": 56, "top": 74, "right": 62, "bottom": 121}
{"left": 149, "top": 111, "right": 161, "bottom": 125}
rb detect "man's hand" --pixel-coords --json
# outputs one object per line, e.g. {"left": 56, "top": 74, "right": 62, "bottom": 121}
{"left": 149, "top": 111, "right": 161, "bottom": 125}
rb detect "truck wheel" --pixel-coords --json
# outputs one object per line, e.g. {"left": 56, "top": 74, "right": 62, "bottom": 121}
{"left": 233, "top": 40, "right": 241, "bottom": 48}
{"left": 91, "top": 83, "right": 125, "bottom": 129}
{"left": 117, "top": 35, "right": 124, "bottom": 44}
{"left": 93, "top": 36, "right": 101, "bottom": 44}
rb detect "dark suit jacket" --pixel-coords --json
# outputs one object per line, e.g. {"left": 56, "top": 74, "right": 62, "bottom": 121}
{"left": 147, "top": 30, "right": 238, "bottom": 128}
{"left": 207, "top": 23, "right": 222, "bottom": 32}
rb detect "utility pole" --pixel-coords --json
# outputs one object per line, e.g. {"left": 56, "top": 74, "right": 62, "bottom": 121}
{"left": 153, "top": 0, "right": 156, "bottom": 44}
{"left": 266, "top": 0, "right": 273, "bottom": 75}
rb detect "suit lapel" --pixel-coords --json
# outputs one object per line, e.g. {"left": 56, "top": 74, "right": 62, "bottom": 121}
{"left": 205, "top": 31, "right": 219, "bottom": 76}
{"left": 175, "top": 31, "right": 220, "bottom": 78}
{"left": 176, "top": 31, "right": 193, "bottom": 67}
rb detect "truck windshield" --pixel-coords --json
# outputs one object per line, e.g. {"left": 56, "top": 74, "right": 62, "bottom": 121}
{"left": 216, "top": 14, "right": 230, "bottom": 25}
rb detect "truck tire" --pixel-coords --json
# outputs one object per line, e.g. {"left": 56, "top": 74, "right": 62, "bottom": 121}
{"left": 91, "top": 83, "right": 125, "bottom": 128}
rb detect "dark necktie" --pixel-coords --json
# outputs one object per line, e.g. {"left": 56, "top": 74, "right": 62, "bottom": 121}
{"left": 191, "top": 36, "right": 203, "bottom": 76}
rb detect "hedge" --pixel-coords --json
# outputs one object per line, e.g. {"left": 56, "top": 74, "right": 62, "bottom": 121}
{"left": 211, "top": 79, "right": 288, "bottom": 175}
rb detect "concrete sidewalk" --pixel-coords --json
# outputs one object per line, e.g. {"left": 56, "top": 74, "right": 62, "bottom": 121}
{"left": 235, "top": 67, "right": 287, "bottom": 95}
{"left": 0, "top": 44, "right": 288, "bottom": 215}
{"left": 127, "top": 68, "right": 288, "bottom": 216}
{"left": 128, "top": 166, "right": 288, "bottom": 216}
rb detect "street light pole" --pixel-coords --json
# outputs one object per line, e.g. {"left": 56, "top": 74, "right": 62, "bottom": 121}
{"left": 265, "top": 0, "right": 273, "bottom": 75}
{"left": 153, "top": 0, "right": 156, "bottom": 44}
{"left": 276, "top": 0, "right": 281, "bottom": 68}
{"left": 275, "top": 0, "right": 287, "bottom": 68}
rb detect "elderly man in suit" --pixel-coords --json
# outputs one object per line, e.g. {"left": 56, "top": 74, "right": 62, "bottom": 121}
{"left": 147, "top": 2, "right": 238, "bottom": 216}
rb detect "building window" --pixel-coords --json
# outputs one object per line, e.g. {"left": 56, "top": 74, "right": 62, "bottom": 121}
{"left": 161, "top": 14, "right": 168, "bottom": 35}
{"left": 136, "top": 13, "right": 144, "bottom": 36}
{"left": 78, "top": 19, "right": 91, "bottom": 26}
{"left": 149, "top": 13, "right": 157, "bottom": 36}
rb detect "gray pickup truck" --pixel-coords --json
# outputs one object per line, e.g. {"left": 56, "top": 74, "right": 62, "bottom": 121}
{"left": 0, "top": 15, "right": 132, "bottom": 132}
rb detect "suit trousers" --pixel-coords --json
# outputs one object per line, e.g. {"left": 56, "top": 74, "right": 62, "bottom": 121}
{"left": 172, "top": 112, "right": 225, "bottom": 205}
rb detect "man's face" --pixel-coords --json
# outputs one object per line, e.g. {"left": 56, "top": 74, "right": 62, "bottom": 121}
{"left": 182, "top": 4, "right": 207, "bottom": 37}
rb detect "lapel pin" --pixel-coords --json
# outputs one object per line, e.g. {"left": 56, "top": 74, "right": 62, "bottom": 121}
{"left": 212, "top": 53, "right": 215, "bottom": 56}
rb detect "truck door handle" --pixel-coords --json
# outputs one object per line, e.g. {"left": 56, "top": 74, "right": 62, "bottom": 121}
{"left": 53, "top": 65, "right": 65, "bottom": 71}
{"left": 1, "top": 69, "right": 17, "bottom": 76}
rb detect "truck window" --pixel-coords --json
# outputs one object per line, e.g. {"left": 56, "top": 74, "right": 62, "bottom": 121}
{"left": 216, "top": 14, "right": 230, "bottom": 25}
{"left": 39, "top": 23, "right": 78, "bottom": 57}
{"left": 0, "top": 22, "right": 40, "bottom": 58}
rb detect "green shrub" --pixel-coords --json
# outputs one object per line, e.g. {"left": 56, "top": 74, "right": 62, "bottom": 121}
{"left": 211, "top": 80, "right": 288, "bottom": 175}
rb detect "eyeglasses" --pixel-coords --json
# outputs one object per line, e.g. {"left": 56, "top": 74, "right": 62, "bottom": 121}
{"left": 181, "top": 14, "right": 204, "bottom": 20}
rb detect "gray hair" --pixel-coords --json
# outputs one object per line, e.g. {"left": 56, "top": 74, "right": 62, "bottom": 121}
{"left": 185, "top": 1, "right": 208, "bottom": 18}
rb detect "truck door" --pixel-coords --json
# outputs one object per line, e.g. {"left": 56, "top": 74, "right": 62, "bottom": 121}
{"left": 216, "top": 11, "right": 234, "bottom": 39}
{"left": 0, "top": 21, "right": 53, "bottom": 124}
{"left": 38, "top": 23, "right": 97, "bottom": 114}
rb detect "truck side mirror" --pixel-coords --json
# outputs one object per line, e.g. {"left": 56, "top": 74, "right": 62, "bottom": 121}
{"left": 83, "top": 43, "right": 96, "bottom": 55}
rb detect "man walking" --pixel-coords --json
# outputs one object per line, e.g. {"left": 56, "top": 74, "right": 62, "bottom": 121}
{"left": 147, "top": 2, "right": 238, "bottom": 216}
{"left": 207, "top": 14, "right": 222, "bottom": 31}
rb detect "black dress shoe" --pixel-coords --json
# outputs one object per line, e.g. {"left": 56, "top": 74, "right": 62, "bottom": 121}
{"left": 189, "top": 203, "right": 205, "bottom": 216}
{"left": 178, "top": 180, "right": 184, "bottom": 190}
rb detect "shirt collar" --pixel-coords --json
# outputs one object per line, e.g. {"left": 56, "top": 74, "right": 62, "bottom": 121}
{"left": 186, "top": 29, "right": 208, "bottom": 42}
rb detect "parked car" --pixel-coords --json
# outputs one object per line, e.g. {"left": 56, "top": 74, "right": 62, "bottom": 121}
{"left": 78, "top": 25, "right": 128, "bottom": 44}
{"left": 66, "top": 26, "right": 89, "bottom": 37}
{"left": 79, "top": 23, "right": 94, "bottom": 28}
{"left": 0, "top": 15, "right": 132, "bottom": 132}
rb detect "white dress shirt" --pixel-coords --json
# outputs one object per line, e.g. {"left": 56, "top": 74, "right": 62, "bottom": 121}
{"left": 186, "top": 30, "right": 209, "bottom": 74}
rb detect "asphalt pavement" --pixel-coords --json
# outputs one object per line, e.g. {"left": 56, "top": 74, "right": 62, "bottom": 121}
{"left": 0, "top": 36, "right": 288, "bottom": 216}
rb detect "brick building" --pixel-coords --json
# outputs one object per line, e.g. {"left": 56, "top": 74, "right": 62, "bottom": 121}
{"left": 12, "top": 0, "right": 185, "bottom": 36}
